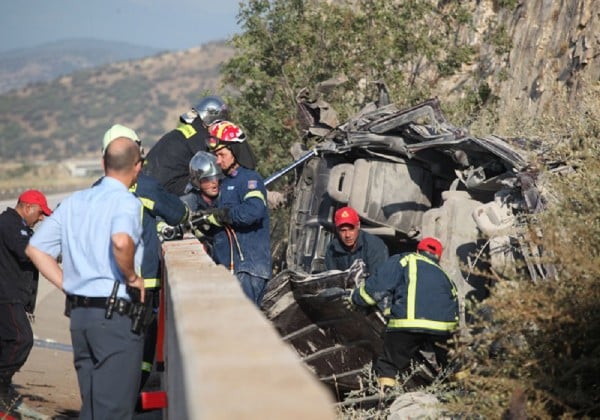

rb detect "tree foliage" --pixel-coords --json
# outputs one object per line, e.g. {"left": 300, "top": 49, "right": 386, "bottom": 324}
{"left": 220, "top": 2, "right": 600, "bottom": 418}
{"left": 220, "top": 0, "right": 476, "bottom": 177}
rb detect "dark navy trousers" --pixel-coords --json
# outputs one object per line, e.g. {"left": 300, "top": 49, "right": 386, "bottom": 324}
{"left": 0, "top": 303, "right": 33, "bottom": 383}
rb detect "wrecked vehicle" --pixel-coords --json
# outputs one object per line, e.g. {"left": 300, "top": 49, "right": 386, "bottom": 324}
{"left": 261, "top": 89, "right": 556, "bottom": 399}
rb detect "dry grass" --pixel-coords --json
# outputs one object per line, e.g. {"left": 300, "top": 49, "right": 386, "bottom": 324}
{"left": 440, "top": 87, "right": 600, "bottom": 418}
{"left": 336, "top": 86, "right": 600, "bottom": 419}
{"left": 0, "top": 161, "right": 96, "bottom": 199}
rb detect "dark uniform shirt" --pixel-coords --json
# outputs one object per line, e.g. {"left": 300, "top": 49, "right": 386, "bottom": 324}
{"left": 186, "top": 190, "right": 216, "bottom": 213}
{"left": 0, "top": 207, "right": 39, "bottom": 313}
{"left": 186, "top": 190, "right": 218, "bottom": 257}
{"left": 143, "top": 118, "right": 209, "bottom": 196}
{"left": 212, "top": 167, "right": 271, "bottom": 279}
{"left": 324, "top": 230, "right": 389, "bottom": 275}
{"left": 352, "top": 252, "right": 458, "bottom": 335}
{"left": 130, "top": 173, "right": 188, "bottom": 287}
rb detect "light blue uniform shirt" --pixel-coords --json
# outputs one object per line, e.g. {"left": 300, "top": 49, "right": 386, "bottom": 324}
{"left": 30, "top": 177, "right": 143, "bottom": 300}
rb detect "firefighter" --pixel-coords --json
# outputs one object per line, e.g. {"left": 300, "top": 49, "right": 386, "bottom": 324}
{"left": 186, "top": 151, "right": 223, "bottom": 256}
{"left": 188, "top": 151, "right": 222, "bottom": 212}
{"left": 101, "top": 125, "right": 189, "bottom": 400}
{"left": 348, "top": 237, "right": 459, "bottom": 391}
{"left": 143, "top": 95, "right": 229, "bottom": 198}
{"left": 203, "top": 121, "right": 271, "bottom": 306}
{"left": 324, "top": 206, "right": 389, "bottom": 275}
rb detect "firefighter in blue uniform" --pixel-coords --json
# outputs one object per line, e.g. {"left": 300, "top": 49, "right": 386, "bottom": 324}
{"left": 349, "top": 237, "right": 458, "bottom": 390}
{"left": 143, "top": 95, "right": 229, "bottom": 198}
{"left": 102, "top": 125, "right": 189, "bottom": 397}
{"left": 204, "top": 121, "right": 271, "bottom": 306}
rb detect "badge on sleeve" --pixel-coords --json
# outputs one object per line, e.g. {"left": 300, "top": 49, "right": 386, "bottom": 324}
{"left": 247, "top": 180, "right": 257, "bottom": 190}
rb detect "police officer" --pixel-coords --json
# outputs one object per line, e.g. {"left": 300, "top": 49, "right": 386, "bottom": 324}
{"left": 203, "top": 121, "right": 271, "bottom": 306}
{"left": 348, "top": 237, "right": 459, "bottom": 391}
{"left": 143, "top": 95, "right": 229, "bottom": 199}
{"left": 0, "top": 190, "right": 51, "bottom": 414}
{"left": 27, "top": 132, "right": 145, "bottom": 419}
{"left": 101, "top": 125, "right": 189, "bottom": 397}
{"left": 324, "top": 206, "right": 389, "bottom": 275}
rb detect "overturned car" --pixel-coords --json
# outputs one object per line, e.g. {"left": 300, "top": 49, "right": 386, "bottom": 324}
{"left": 261, "top": 93, "right": 554, "bottom": 399}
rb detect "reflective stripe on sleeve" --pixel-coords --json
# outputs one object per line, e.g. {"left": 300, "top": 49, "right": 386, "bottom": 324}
{"left": 243, "top": 190, "right": 266, "bottom": 206}
{"left": 358, "top": 284, "right": 377, "bottom": 305}
{"left": 176, "top": 124, "right": 197, "bottom": 139}
{"left": 138, "top": 197, "right": 155, "bottom": 211}
{"left": 144, "top": 278, "right": 160, "bottom": 288}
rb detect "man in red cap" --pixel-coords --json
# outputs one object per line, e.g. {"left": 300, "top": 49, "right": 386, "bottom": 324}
{"left": 324, "top": 206, "right": 389, "bottom": 275}
{"left": 0, "top": 189, "right": 51, "bottom": 413}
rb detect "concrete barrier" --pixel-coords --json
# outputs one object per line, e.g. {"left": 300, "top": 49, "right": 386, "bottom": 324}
{"left": 162, "top": 238, "right": 336, "bottom": 419}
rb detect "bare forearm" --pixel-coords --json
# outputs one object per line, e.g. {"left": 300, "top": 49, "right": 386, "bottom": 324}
{"left": 111, "top": 233, "right": 145, "bottom": 302}
{"left": 25, "top": 245, "right": 64, "bottom": 290}
{"left": 111, "top": 233, "right": 137, "bottom": 281}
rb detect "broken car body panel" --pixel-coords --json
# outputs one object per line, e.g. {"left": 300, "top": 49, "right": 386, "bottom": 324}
{"left": 262, "top": 95, "right": 552, "bottom": 397}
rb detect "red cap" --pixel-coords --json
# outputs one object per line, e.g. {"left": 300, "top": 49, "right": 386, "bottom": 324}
{"left": 18, "top": 189, "right": 52, "bottom": 216}
{"left": 334, "top": 206, "right": 360, "bottom": 227}
{"left": 417, "top": 237, "right": 443, "bottom": 258}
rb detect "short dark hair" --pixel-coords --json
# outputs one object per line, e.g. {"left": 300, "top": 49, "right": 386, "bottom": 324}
{"left": 103, "top": 138, "right": 140, "bottom": 173}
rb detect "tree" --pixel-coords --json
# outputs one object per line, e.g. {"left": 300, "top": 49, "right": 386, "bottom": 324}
{"left": 220, "top": 0, "right": 475, "bottom": 177}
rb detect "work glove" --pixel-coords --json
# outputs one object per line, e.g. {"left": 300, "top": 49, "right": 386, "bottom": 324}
{"left": 182, "top": 203, "right": 192, "bottom": 224}
{"left": 205, "top": 208, "right": 232, "bottom": 226}
{"left": 188, "top": 210, "right": 209, "bottom": 227}
{"left": 191, "top": 227, "right": 206, "bottom": 241}
{"left": 342, "top": 290, "right": 357, "bottom": 312}
{"left": 157, "top": 221, "right": 183, "bottom": 241}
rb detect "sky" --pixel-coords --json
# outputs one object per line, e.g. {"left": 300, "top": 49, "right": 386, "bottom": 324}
{"left": 0, "top": 0, "right": 243, "bottom": 53}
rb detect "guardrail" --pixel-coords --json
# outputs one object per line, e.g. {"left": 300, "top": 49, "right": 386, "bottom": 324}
{"left": 161, "top": 238, "right": 336, "bottom": 419}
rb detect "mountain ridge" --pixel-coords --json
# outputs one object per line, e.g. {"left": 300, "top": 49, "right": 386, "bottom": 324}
{"left": 0, "top": 40, "right": 234, "bottom": 163}
{"left": 0, "top": 38, "right": 165, "bottom": 94}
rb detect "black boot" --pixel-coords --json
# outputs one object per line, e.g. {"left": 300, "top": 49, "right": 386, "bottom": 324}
{"left": 0, "top": 374, "right": 17, "bottom": 413}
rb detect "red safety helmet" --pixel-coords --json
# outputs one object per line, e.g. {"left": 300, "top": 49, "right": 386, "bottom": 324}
{"left": 207, "top": 120, "right": 246, "bottom": 151}
{"left": 207, "top": 120, "right": 257, "bottom": 170}
{"left": 417, "top": 237, "right": 443, "bottom": 259}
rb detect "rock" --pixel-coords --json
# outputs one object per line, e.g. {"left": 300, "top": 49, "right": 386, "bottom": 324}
{"left": 387, "top": 391, "right": 446, "bottom": 420}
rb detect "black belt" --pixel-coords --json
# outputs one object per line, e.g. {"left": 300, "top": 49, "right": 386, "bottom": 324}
{"left": 67, "top": 294, "right": 132, "bottom": 315}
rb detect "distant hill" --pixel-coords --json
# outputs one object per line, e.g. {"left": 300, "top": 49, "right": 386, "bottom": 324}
{"left": 0, "top": 38, "right": 163, "bottom": 94}
{"left": 0, "top": 40, "right": 234, "bottom": 163}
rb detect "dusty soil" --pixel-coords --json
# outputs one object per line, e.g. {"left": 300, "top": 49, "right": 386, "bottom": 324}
{"left": 13, "top": 344, "right": 80, "bottom": 419}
